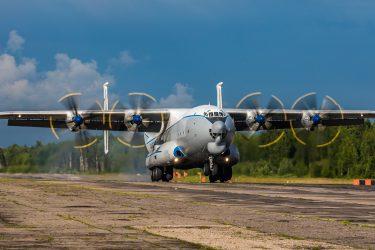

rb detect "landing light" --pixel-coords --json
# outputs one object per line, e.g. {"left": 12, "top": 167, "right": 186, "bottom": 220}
{"left": 174, "top": 158, "right": 179, "bottom": 163}
{"left": 225, "top": 157, "right": 230, "bottom": 163}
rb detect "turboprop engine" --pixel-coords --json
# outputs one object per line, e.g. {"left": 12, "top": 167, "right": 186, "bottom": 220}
{"left": 301, "top": 111, "right": 322, "bottom": 130}
{"left": 146, "top": 141, "right": 186, "bottom": 169}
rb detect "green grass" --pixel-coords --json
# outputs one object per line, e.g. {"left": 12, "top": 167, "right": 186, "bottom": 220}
{"left": 341, "top": 220, "right": 352, "bottom": 226}
{"left": 231, "top": 176, "right": 352, "bottom": 185}
{"left": 173, "top": 173, "right": 353, "bottom": 185}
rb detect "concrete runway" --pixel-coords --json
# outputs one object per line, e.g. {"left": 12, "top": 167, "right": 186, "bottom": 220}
{"left": 0, "top": 174, "right": 374, "bottom": 249}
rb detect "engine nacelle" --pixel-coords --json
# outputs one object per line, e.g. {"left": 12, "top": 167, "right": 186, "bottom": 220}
{"left": 66, "top": 113, "right": 84, "bottom": 132}
{"left": 301, "top": 112, "right": 322, "bottom": 130}
{"left": 146, "top": 141, "right": 186, "bottom": 169}
{"left": 245, "top": 110, "right": 257, "bottom": 127}
{"left": 301, "top": 112, "right": 312, "bottom": 129}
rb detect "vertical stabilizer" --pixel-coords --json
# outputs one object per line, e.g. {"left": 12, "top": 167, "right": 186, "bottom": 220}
{"left": 216, "top": 82, "right": 223, "bottom": 109}
{"left": 103, "top": 82, "right": 109, "bottom": 155}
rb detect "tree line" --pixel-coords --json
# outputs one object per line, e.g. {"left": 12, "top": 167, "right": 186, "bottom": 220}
{"left": 0, "top": 122, "right": 374, "bottom": 178}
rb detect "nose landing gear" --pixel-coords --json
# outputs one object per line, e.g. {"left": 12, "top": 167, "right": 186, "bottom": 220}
{"left": 151, "top": 167, "right": 173, "bottom": 182}
{"left": 203, "top": 156, "right": 233, "bottom": 183}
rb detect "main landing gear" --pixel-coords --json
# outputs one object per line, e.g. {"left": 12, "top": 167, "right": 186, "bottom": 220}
{"left": 203, "top": 156, "right": 232, "bottom": 183}
{"left": 151, "top": 167, "right": 173, "bottom": 182}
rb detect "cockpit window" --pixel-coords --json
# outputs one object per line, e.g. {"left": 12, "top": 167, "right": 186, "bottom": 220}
{"left": 205, "top": 110, "right": 226, "bottom": 118}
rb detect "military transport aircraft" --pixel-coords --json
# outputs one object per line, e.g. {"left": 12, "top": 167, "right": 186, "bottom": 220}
{"left": 0, "top": 82, "right": 374, "bottom": 182}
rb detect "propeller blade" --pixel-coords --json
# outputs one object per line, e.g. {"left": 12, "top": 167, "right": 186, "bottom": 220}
{"left": 59, "top": 92, "right": 81, "bottom": 115}
{"left": 320, "top": 96, "right": 330, "bottom": 111}
{"left": 115, "top": 92, "right": 162, "bottom": 149}
{"left": 236, "top": 92, "right": 286, "bottom": 148}
{"left": 250, "top": 123, "right": 260, "bottom": 131}
{"left": 264, "top": 121, "right": 272, "bottom": 129}
{"left": 291, "top": 93, "right": 343, "bottom": 148}
{"left": 117, "top": 131, "right": 145, "bottom": 148}
{"left": 303, "top": 92, "right": 317, "bottom": 110}
{"left": 264, "top": 95, "right": 284, "bottom": 116}
{"left": 128, "top": 92, "right": 156, "bottom": 110}
{"left": 292, "top": 92, "right": 317, "bottom": 111}
{"left": 236, "top": 92, "right": 261, "bottom": 110}
{"left": 54, "top": 92, "right": 98, "bottom": 150}
{"left": 142, "top": 117, "right": 151, "bottom": 128}
{"left": 239, "top": 131, "right": 256, "bottom": 141}
{"left": 83, "top": 101, "right": 104, "bottom": 123}
{"left": 74, "top": 130, "right": 97, "bottom": 149}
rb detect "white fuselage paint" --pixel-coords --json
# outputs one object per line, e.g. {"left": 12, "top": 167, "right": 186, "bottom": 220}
{"left": 145, "top": 105, "right": 239, "bottom": 170}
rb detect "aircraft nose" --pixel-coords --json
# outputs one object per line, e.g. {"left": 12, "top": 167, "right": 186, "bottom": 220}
{"left": 210, "top": 121, "right": 227, "bottom": 140}
{"left": 207, "top": 121, "right": 228, "bottom": 155}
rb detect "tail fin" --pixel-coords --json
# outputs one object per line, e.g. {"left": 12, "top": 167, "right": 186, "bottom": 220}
{"left": 216, "top": 82, "right": 223, "bottom": 109}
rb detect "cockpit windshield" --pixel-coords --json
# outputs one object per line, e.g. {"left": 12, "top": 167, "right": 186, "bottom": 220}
{"left": 204, "top": 110, "right": 226, "bottom": 118}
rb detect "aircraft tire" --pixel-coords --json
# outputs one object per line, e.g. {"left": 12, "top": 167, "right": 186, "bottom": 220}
{"left": 151, "top": 168, "right": 163, "bottom": 182}
{"left": 162, "top": 173, "right": 173, "bottom": 182}
{"left": 151, "top": 169, "right": 155, "bottom": 181}
{"left": 203, "top": 163, "right": 210, "bottom": 176}
{"left": 220, "top": 166, "right": 233, "bottom": 183}
{"left": 162, "top": 167, "right": 173, "bottom": 182}
{"left": 211, "top": 163, "right": 219, "bottom": 176}
{"left": 209, "top": 174, "right": 218, "bottom": 183}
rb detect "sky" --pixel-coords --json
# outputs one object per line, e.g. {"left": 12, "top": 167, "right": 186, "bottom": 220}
{"left": 0, "top": 0, "right": 375, "bottom": 146}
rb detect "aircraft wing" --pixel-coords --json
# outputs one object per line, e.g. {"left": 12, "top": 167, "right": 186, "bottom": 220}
{"left": 226, "top": 109, "right": 375, "bottom": 131}
{"left": 0, "top": 109, "right": 170, "bottom": 132}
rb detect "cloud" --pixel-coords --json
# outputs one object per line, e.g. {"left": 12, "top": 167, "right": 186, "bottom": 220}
{"left": 0, "top": 31, "right": 193, "bottom": 111}
{"left": 6, "top": 30, "right": 25, "bottom": 53}
{"left": 159, "top": 83, "right": 194, "bottom": 108}
{"left": 109, "top": 50, "right": 138, "bottom": 68}
{"left": 0, "top": 52, "right": 114, "bottom": 109}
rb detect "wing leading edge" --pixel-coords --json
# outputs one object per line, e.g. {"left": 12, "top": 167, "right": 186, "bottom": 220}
{"left": 226, "top": 109, "right": 375, "bottom": 131}
{"left": 0, "top": 109, "right": 170, "bottom": 133}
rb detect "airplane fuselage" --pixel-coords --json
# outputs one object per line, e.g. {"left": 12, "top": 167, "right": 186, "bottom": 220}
{"left": 145, "top": 105, "right": 239, "bottom": 171}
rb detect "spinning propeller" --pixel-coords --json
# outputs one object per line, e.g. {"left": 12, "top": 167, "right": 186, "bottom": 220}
{"left": 236, "top": 92, "right": 286, "bottom": 148}
{"left": 50, "top": 92, "right": 100, "bottom": 149}
{"left": 110, "top": 92, "right": 164, "bottom": 149}
{"left": 290, "top": 92, "right": 344, "bottom": 148}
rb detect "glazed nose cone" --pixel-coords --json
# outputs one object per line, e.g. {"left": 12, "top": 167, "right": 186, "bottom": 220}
{"left": 207, "top": 121, "right": 228, "bottom": 155}
{"left": 211, "top": 121, "right": 227, "bottom": 138}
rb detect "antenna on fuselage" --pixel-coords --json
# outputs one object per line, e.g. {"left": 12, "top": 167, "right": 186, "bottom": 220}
{"left": 216, "top": 82, "right": 223, "bottom": 109}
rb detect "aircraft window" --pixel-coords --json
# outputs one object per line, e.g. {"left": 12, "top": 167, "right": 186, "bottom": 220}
{"left": 219, "top": 112, "right": 223, "bottom": 117}
{"left": 209, "top": 112, "right": 213, "bottom": 117}
{"left": 214, "top": 112, "right": 219, "bottom": 116}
